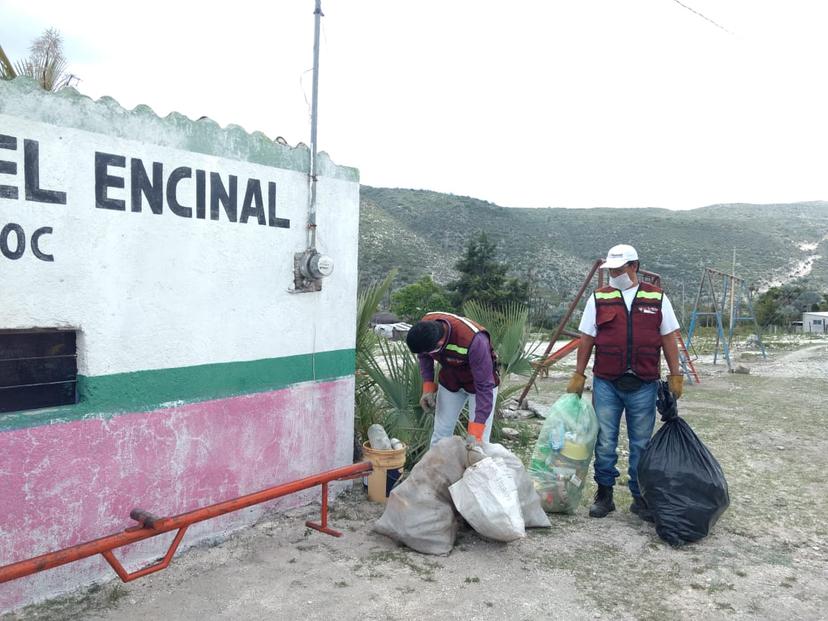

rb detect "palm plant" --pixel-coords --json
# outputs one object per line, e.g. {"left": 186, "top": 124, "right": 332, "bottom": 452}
{"left": 359, "top": 338, "right": 433, "bottom": 467}
{"left": 1, "top": 29, "right": 76, "bottom": 91}
{"left": 463, "top": 301, "right": 535, "bottom": 374}
{"left": 355, "top": 280, "right": 538, "bottom": 468}
{"left": 0, "top": 46, "right": 14, "bottom": 80}
{"left": 463, "top": 300, "right": 540, "bottom": 438}
{"left": 355, "top": 272, "right": 395, "bottom": 441}
{"left": 355, "top": 272, "right": 433, "bottom": 467}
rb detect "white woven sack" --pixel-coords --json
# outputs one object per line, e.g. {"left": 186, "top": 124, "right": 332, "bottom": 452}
{"left": 449, "top": 456, "right": 525, "bottom": 542}
{"left": 482, "top": 443, "right": 551, "bottom": 528}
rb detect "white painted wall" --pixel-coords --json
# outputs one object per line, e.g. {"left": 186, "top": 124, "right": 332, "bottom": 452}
{"left": 0, "top": 108, "right": 359, "bottom": 376}
{"left": 802, "top": 312, "right": 828, "bottom": 333}
{"left": 0, "top": 79, "right": 360, "bottom": 614}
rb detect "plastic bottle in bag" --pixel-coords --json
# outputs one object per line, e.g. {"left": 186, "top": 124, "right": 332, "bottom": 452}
{"left": 529, "top": 394, "right": 599, "bottom": 513}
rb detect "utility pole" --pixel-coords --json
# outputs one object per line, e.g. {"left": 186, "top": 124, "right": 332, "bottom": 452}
{"left": 292, "top": 0, "right": 334, "bottom": 291}
{"left": 730, "top": 248, "right": 737, "bottom": 333}
{"left": 308, "top": 0, "right": 323, "bottom": 251}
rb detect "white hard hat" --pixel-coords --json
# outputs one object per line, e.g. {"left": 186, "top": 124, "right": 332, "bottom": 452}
{"left": 600, "top": 244, "right": 639, "bottom": 269}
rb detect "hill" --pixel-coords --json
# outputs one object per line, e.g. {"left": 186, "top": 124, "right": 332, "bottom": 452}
{"left": 358, "top": 187, "right": 828, "bottom": 299}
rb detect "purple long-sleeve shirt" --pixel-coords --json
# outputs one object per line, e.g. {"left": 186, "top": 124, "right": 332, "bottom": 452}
{"left": 418, "top": 331, "right": 496, "bottom": 425}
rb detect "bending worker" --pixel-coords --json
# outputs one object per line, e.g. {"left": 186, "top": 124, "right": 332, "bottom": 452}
{"left": 406, "top": 312, "right": 499, "bottom": 446}
{"left": 567, "top": 244, "right": 683, "bottom": 520}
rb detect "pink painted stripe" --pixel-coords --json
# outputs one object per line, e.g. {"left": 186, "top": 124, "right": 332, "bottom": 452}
{"left": 0, "top": 377, "right": 354, "bottom": 612}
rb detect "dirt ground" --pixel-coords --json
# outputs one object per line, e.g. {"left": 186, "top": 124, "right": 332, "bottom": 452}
{"left": 5, "top": 338, "right": 828, "bottom": 621}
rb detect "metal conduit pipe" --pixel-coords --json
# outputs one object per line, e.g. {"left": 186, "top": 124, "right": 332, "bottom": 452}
{"left": 307, "top": 0, "right": 322, "bottom": 252}
{"left": 0, "top": 460, "right": 372, "bottom": 585}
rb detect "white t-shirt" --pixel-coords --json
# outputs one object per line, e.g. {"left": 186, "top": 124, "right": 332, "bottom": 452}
{"left": 578, "top": 286, "right": 680, "bottom": 338}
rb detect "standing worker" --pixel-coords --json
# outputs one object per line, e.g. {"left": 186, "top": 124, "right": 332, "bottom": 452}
{"left": 406, "top": 312, "right": 499, "bottom": 446}
{"left": 567, "top": 244, "right": 683, "bottom": 519}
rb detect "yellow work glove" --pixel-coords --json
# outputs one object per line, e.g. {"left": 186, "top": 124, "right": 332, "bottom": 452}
{"left": 419, "top": 381, "right": 437, "bottom": 411}
{"left": 566, "top": 372, "right": 586, "bottom": 397}
{"left": 668, "top": 374, "right": 684, "bottom": 399}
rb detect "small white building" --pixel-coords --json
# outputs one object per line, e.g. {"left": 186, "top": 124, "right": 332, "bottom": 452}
{"left": 374, "top": 322, "right": 412, "bottom": 341}
{"left": 802, "top": 311, "right": 828, "bottom": 333}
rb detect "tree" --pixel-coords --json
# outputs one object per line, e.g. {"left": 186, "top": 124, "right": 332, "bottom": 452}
{"left": 753, "top": 287, "right": 783, "bottom": 327}
{"left": 753, "top": 281, "right": 828, "bottom": 326}
{"left": 446, "top": 231, "right": 529, "bottom": 309}
{"left": 795, "top": 290, "right": 823, "bottom": 312}
{"left": 390, "top": 275, "right": 453, "bottom": 321}
{"left": 1, "top": 29, "right": 76, "bottom": 91}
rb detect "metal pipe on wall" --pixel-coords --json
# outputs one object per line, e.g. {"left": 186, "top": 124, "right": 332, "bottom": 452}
{"left": 0, "top": 460, "right": 372, "bottom": 585}
{"left": 307, "top": 0, "right": 323, "bottom": 251}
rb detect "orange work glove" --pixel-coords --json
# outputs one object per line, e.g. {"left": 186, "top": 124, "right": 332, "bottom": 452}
{"left": 566, "top": 372, "right": 586, "bottom": 397}
{"left": 419, "top": 381, "right": 437, "bottom": 411}
{"left": 467, "top": 421, "right": 485, "bottom": 444}
{"left": 668, "top": 374, "right": 684, "bottom": 399}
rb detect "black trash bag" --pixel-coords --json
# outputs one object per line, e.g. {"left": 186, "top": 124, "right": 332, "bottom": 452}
{"left": 637, "top": 381, "right": 730, "bottom": 547}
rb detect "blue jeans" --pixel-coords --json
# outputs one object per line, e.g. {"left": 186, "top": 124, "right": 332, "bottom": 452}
{"left": 592, "top": 377, "right": 657, "bottom": 497}
{"left": 430, "top": 384, "right": 498, "bottom": 447}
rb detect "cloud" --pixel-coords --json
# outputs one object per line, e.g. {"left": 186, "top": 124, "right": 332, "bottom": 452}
{"left": 2, "top": 0, "right": 827, "bottom": 209}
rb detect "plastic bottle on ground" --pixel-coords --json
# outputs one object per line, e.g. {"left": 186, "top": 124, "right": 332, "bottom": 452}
{"left": 367, "top": 424, "right": 392, "bottom": 450}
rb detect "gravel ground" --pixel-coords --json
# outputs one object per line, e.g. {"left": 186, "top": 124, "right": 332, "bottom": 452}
{"left": 5, "top": 339, "right": 828, "bottom": 621}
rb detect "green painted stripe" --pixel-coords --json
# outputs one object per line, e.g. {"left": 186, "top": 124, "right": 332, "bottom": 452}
{"left": 444, "top": 344, "right": 468, "bottom": 355}
{"left": 636, "top": 291, "right": 663, "bottom": 300}
{"left": 595, "top": 291, "right": 622, "bottom": 299}
{"left": 0, "top": 348, "right": 355, "bottom": 432}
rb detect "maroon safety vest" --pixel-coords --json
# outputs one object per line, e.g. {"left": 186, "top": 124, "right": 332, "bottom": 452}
{"left": 592, "top": 283, "right": 664, "bottom": 381}
{"left": 422, "top": 312, "right": 500, "bottom": 392}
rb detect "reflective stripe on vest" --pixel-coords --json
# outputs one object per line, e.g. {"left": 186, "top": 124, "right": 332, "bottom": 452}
{"left": 432, "top": 311, "right": 480, "bottom": 334}
{"left": 636, "top": 290, "right": 662, "bottom": 300}
{"left": 595, "top": 290, "right": 622, "bottom": 300}
{"left": 420, "top": 312, "right": 500, "bottom": 391}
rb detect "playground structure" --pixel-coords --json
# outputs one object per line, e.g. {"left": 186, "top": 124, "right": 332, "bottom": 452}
{"left": 685, "top": 267, "right": 767, "bottom": 370}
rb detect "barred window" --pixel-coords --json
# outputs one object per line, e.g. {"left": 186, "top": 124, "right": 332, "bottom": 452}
{"left": 0, "top": 329, "right": 78, "bottom": 413}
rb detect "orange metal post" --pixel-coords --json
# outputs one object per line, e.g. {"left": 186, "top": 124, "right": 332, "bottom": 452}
{"left": 541, "top": 337, "right": 581, "bottom": 366}
{"left": 0, "top": 461, "right": 372, "bottom": 585}
{"left": 518, "top": 259, "right": 602, "bottom": 404}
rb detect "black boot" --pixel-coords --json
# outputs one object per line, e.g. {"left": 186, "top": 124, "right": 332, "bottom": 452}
{"left": 589, "top": 484, "right": 615, "bottom": 518}
{"left": 630, "top": 495, "right": 654, "bottom": 522}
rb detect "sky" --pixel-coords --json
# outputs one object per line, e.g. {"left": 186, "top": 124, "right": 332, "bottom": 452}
{"left": 2, "top": 0, "right": 827, "bottom": 210}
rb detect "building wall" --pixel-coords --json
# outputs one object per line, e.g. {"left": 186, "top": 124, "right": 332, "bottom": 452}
{"left": 0, "top": 78, "right": 359, "bottom": 612}
{"left": 802, "top": 313, "right": 828, "bottom": 333}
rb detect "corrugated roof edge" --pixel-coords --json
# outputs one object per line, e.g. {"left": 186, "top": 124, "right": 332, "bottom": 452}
{"left": 0, "top": 76, "right": 359, "bottom": 182}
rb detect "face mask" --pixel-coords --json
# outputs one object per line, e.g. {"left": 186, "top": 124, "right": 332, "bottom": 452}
{"left": 609, "top": 272, "right": 634, "bottom": 290}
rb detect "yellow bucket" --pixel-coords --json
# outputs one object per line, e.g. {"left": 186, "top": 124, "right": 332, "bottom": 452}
{"left": 362, "top": 442, "right": 407, "bottom": 503}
